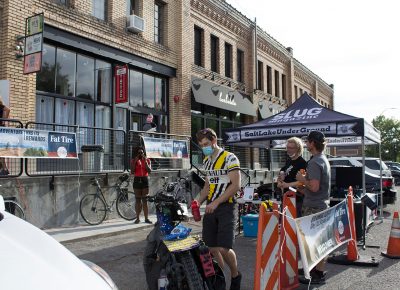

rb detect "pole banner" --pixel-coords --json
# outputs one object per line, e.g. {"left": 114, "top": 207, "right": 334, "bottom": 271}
{"left": 0, "top": 127, "right": 77, "bottom": 158}
{"left": 295, "top": 200, "right": 351, "bottom": 278}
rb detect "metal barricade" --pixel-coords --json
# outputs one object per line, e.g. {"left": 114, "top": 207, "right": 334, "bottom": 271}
{"left": 0, "top": 118, "right": 24, "bottom": 178}
{"left": 127, "top": 131, "right": 191, "bottom": 171}
{"left": 25, "top": 122, "right": 125, "bottom": 176}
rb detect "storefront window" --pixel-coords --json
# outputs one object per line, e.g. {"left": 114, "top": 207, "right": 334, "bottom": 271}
{"left": 76, "top": 54, "right": 95, "bottom": 100}
{"left": 76, "top": 102, "right": 94, "bottom": 127}
{"left": 158, "top": 114, "right": 168, "bottom": 133}
{"left": 206, "top": 119, "right": 218, "bottom": 134}
{"left": 37, "top": 44, "right": 56, "bottom": 93}
{"left": 143, "top": 74, "right": 155, "bottom": 108}
{"left": 55, "top": 98, "right": 75, "bottom": 125}
{"left": 36, "top": 95, "right": 54, "bottom": 123}
{"left": 56, "top": 48, "right": 76, "bottom": 97}
{"left": 220, "top": 110, "right": 231, "bottom": 120}
{"left": 95, "top": 105, "right": 111, "bottom": 128}
{"left": 129, "top": 70, "right": 143, "bottom": 107}
{"left": 95, "top": 60, "right": 112, "bottom": 103}
{"left": 155, "top": 77, "right": 164, "bottom": 111}
{"left": 191, "top": 116, "right": 203, "bottom": 138}
{"left": 204, "top": 106, "right": 217, "bottom": 117}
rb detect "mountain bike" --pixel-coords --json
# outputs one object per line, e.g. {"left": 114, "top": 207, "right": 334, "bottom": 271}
{"left": 79, "top": 173, "right": 136, "bottom": 225}
{"left": 143, "top": 176, "right": 225, "bottom": 290}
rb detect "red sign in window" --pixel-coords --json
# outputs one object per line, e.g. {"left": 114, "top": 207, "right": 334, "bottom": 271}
{"left": 115, "top": 64, "right": 128, "bottom": 103}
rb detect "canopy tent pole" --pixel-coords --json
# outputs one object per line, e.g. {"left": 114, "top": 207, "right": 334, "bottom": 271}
{"left": 362, "top": 137, "right": 366, "bottom": 195}
{"left": 378, "top": 142, "right": 384, "bottom": 219}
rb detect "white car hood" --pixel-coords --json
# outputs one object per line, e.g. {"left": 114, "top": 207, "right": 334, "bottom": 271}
{"left": 0, "top": 211, "right": 112, "bottom": 290}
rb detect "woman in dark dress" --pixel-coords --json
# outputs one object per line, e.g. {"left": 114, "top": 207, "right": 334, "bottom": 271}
{"left": 277, "top": 137, "right": 307, "bottom": 217}
{"left": 130, "top": 147, "right": 152, "bottom": 224}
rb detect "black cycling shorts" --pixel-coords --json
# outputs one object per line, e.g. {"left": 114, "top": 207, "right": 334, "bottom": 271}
{"left": 202, "top": 202, "right": 236, "bottom": 249}
{"left": 132, "top": 176, "right": 149, "bottom": 190}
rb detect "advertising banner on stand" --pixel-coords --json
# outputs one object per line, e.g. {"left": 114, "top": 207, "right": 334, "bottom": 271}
{"left": 142, "top": 137, "right": 188, "bottom": 158}
{"left": 295, "top": 200, "right": 352, "bottom": 278}
{"left": 0, "top": 127, "right": 77, "bottom": 158}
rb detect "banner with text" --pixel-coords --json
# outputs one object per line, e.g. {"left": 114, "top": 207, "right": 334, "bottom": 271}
{"left": 295, "top": 200, "right": 351, "bottom": 278}
{"left": 142, "top": 137, "right": 189, "bottom": 159}
{"left": 0, "top": 127, "right": 77, "bottom": 158}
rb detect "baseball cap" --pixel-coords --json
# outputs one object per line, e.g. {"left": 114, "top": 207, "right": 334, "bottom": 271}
{"left": 307, "top": 131, "right": 326, "bottom": 143}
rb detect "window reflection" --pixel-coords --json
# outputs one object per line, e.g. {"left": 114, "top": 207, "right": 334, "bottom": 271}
{"left": 129, "top": 70, "right": 142, "bottom": 107}
{"left": 55, "top": 98, "right": 75, "bottom": 125}
{"left": 95, "top": 60, "right": 111, "bottom": 103}
{"left": 37, "top": 44, "right": 56, "bottom": 93}
{"left": 155, "top": 77, "right": 164, "bottom": 111}
{"left": 143, "top": 74, "right": 155, "bottom": 108}
{"left": 56, "top": 48, "right": 75, "bottom": 97}
{"left": 76, "top": 54, "right": 94, "bottom": 100}
{"left": 35, "top": 95, "right": 54, "bottom": 123}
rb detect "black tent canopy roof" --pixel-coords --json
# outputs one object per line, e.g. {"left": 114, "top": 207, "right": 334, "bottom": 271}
{"left": 223, "top": 93, "right": 380, "bottom": 147}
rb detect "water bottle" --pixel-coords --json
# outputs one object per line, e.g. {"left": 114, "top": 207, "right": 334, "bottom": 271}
{"left": 158, "top": 269, "right": 168, "bottom": 290}
{"left": 199, "top": 244, "right": 215, "bottom": 277}
{"left": 191, "top": 200, "right": 201, "bottom": 222}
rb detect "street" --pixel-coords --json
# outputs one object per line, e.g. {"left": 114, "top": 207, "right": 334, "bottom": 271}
{"left": 64, "top": 187, "right": 400, "bottom": 290}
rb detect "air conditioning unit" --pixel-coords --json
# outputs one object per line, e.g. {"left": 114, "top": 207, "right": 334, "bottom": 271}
{"left": 127, "top": 14, "right": 145, "bottom": 33}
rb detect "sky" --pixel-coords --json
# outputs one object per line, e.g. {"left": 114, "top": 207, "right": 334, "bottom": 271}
{"left": 226, "top": 0, "right": 400, "bottom": 123}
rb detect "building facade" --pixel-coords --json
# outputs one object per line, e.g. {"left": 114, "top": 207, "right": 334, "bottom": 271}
{"left": 0, "top": 0, "right": 334, "bottom": 227}
{"left": 0, "top": 0, "right": 333, "bottom": 141}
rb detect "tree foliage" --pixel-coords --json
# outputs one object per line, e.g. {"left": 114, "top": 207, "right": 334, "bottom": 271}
{"left": 369, "top": 115, "right": 400, "bottom": 162}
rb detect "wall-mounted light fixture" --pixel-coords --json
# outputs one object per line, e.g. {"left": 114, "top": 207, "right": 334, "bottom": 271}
{"left": 15, "top": 35, "right": 24, "bottom": 60}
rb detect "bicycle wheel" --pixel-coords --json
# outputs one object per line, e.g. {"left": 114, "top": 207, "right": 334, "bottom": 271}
{"left": 177, "top": 251, "right": 205, "bottom": 290}
{"left": 5, "top": 201, "right": 25, "bottom": 220}
{"left": 80, "top": 194, "right": 107, "bottom": 225}
{"left": 116, "top": 190, "right": 136, "bottom": 220}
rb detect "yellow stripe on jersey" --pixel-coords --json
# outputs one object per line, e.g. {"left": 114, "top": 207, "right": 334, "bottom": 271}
{"left": 206, "top": 150, "right": 237, "bottom": 203}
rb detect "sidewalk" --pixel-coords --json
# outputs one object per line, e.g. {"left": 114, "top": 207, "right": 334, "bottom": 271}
{"left": 45, "top": 214, "right": 158, "bottom": 243}
{"left": 45, "top": 205, "right": 206, "bottom": 243}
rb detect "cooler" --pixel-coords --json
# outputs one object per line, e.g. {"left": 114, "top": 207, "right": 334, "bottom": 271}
{"left": 241, "top": 214, "right": 259, "bottom": 237}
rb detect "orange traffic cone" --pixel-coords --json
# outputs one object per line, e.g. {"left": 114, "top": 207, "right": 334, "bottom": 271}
{"left": 381, "top": 212, "right": 400, "bottom": 259}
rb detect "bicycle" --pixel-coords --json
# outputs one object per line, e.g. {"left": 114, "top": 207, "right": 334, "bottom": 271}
{"left": 3, "top": 197, "right": 25, "bottom": 220}
{"left": 79, "top": 173, "right": 136, "bottom": 225}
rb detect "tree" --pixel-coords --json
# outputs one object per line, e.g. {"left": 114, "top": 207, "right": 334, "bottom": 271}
{"left": 369, "top": 115, "right": 400, "bottom": 162}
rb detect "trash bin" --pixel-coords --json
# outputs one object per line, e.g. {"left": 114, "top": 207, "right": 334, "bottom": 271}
{"left": 81, "top": 145, "right": 104, "bottom": 172}
{"left": 242, "top": 214, "right": 259, "bottom": 237}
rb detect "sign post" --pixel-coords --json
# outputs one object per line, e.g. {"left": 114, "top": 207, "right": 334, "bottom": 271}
{"left": 23, "top": 13, "right": 44, "bottom": 74}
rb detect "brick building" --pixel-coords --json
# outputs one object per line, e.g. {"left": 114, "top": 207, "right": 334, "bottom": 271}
{"left": 0, "top": 0, "right": 333, "bottom": 136}
{"left": 0, "top": 0, "right": 334, "bottom": 227}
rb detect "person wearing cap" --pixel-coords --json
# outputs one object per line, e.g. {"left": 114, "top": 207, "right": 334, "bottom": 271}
{"left": 296, "top": 130, "right": 331, "bottom": 284}
{"left": 277, "top": 137, "right": 307, "bottom": 218}
{"left": 195, "top": 128, "right": 242, "bottom": 290}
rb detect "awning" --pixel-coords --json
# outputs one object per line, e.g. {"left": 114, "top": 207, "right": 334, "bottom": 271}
{"left": 191, "top": 76, "right": 257, "bottom": 116}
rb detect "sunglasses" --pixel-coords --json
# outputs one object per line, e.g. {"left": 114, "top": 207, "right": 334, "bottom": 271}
{"left": 198, "top": 128, "right": 216, "bottom": 136}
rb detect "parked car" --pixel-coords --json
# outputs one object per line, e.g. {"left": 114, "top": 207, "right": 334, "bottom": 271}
{"left": 329, "top": 163, "right": 397, "bottom": 206}
{"left": 328, "top": 157, "right": 392, "bottom": 177}
{"left": 384, "top": 161, "right": 400, "bottom": 168}
{"left": 384, "top": 161, "right": 400, "bottom": 185}
{"left": 0, "top": 195, "right": 118, "bottom": 290}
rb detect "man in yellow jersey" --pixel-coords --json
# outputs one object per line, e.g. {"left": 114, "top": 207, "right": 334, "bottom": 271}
{"left": 195, "top": 128, "right": 242, "bottom": 290}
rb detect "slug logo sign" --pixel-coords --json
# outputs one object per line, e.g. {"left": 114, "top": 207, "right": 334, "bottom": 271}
{"left": 270, "top": 108, "right": 322, "bottom": 123}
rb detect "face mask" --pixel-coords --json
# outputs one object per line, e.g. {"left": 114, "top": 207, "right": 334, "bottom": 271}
{"left": 202, "top": 145, "right": 214, "bottom": 156}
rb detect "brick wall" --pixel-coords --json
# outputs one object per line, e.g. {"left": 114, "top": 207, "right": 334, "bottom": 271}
{"left": 0, "top": 0, "right": 333, "bottom": 131}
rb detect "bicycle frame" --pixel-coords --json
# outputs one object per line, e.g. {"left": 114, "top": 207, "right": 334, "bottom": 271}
{"left": 92, "top": 179, "right": 124, "bottom": 212}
